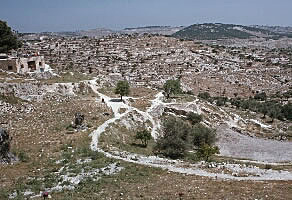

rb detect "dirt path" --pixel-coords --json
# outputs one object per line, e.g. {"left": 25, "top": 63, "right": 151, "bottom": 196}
{"left": 88, "top": 81, "right": 292, "bottom": 181}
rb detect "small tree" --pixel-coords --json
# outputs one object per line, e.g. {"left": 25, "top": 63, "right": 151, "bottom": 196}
{"left": 259, "top": 103, "right": 268, "bottom": 118}
{"left": 115, "top": 80, "right": 130, "bottom": 101}
{"left": 230, "top": 98, "right": 241, "bottom": 109}
{"left": 135, "top": 129, "right": 152, "bottom": 147}
{"left": 198, "top": 92, "right": 211, "bottom": 100}
{"left": 268, "top": 104, "right": 282, "bottom": 122}
{"left": 254, "top": 92, "right": 267, "bottom": 101}
{"left": 282, "top": 103, "right": 292, "bottom": 120}
{"left": 216, "top": 98, "right": 225, "bottom": 106}
{"left": 187, "top": 112, "right": 203, "bottom": 125}
{"left": 282, "top": 90, "right": 292, "bottom": 101}
{"left": 163, "top": 79, "right": 182, "bottom": 99}
{"left": 191, "top": 124, "right": 216, "bottom": 147}
{"left": 197, "top": 144, "right": 219, "bottom": 161}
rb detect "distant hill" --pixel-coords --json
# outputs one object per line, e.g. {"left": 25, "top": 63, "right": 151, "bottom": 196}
{"left": 25, "top": 24, "right": 292, "bottom": 40}
{"left": 77, "top": 28, "right": 117, "bottom": 37}
{"left": 172, "top": 23, "right": 277, "bottom": 40}
{"left": 251, "top": 25, "right": 292, "bottom": 38}
{"left": 46, "top": 26, "right": 183, "bottom": 38}
{"left": 121, "top": 26, "right": 185, "bottom": 35}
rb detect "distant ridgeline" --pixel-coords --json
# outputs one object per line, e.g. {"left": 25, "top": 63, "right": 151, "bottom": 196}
{"left": 124, "top": 26, "right": 172, "bottom": 30}
{"left": 172, "top": 23, "right": 292, "bottom": 40}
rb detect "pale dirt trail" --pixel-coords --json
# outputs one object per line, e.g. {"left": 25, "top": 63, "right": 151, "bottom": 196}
{"left": 88, "top": 81, "right": 292, "bottom": 181}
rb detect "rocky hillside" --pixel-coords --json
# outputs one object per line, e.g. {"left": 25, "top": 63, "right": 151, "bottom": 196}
{"left": 41, "top": 26, "right": 184, "bottom": 38}
{"left": 172, "top": 23, "right": 276, "bottom": 40}
{"left": 121, "top": 26, "right": 185, "bottom": 35}
{"left": 252, "top": 25, "right": 292, "bottom": 37}
{"left": 77, "top": 28, "right": 117, "bottom": 38}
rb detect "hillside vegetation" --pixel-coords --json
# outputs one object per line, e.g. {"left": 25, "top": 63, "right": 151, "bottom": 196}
{"left": 0, "top": 20, "right": 22, "bottom": 53}
{"left": 172, "top": 23, "right": 276, "bottom": 40}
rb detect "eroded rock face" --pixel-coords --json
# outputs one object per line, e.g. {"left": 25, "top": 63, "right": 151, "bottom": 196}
{"left": 0, "top": 128, "right": 12, "bottom": 163}
{"left": 164, "top": 107, "right": 188, "bottom": 116}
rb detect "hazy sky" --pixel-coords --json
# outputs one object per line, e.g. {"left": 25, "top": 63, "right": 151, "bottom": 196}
{"left": 1, "top": 0, "right": 292, "bottom": 32}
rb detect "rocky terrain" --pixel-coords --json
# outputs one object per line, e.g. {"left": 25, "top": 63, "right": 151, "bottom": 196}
{"left": 1, "top": 31, "right": 292, "bottom": 199}
{"left": 121, "top": 26, "right": 185, "bottom": 35}
{"left": 35, "top": 26, "right": 185, "bottom": 38}
{"left": 0, "top": 73, "right": 291, "bottom": 198}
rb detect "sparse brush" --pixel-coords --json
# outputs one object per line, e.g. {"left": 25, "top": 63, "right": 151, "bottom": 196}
{"left": 17, "top": 151, "right": 29, "bottom": 162}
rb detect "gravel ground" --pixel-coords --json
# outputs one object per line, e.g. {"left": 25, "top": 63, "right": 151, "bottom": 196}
{"left": 216, "top": 124, "right": 292, "bottom": 163}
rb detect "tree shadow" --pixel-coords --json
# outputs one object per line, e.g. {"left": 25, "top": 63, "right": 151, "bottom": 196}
{"left": 110, "top": 98, "right": 123, "bottom": 102}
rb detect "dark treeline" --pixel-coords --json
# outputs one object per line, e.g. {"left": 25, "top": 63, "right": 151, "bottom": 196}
{"left": 198, "top": 91, "right": 292, "bottom": 122}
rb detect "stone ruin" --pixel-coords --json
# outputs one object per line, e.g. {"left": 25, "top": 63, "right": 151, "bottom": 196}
{"left": 0, "top": 128, "right": 13, "bottom": 163}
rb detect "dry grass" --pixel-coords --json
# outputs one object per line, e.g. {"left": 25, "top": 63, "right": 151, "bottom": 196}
{"left": 42, "top": 71, "right": 95, "bottom": 84}
{"left": 130, "top": 87, "right": 157, "bottom": 98}
{"left": 130, "top": 87, "right": 157, "bottom": 111}
{"left": 0, "top": 94, "right": 112, "bottom": 189}
{"left": 131, "top": 98, "right": 152, "bottom": 112}
{"left": 99, "top": 116, "right": 155, "bottom": 156}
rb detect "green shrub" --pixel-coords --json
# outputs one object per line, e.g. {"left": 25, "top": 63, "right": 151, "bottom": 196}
{"left": 163, "top": 79, "right": 182, "bottom": 99}
{"left": 0, "top": 94, "right": 23, "bottom": 104}
{"left": 254, "top": 92, "right": 267, "bottom": 101}
{"left": 197, "top": 144, "right": 219, "bottom": 161}
{"left": 154, "top": 116, "right": 218, "bottom": 160}
{"left": 185, "top": 90, "right": 194, "bottom": 95}
{"left": 198, "top": 92, "right": 211, "bottom": 100}
{"left": 0, "top": 20, "right": 22, "bottom": 53}
{"left": 154, "top": 117, "right": 190, "bottom": 158}
{"left": 135, "top": 129, "right": 152, "bottom": 147}
{"left": 282, "top": 103, "right": 292, "bottom": 120}
{"left": 18, "top": 151, "right": 29, "bottom": 162}
{"left": 187, "top": 112, "right": 203, "bottom": 125}
{"left": 191, "top": 124, "right": 216, "bottom": 147}
{"left": 216, "top": 98, "right": 225, "bottom": 106}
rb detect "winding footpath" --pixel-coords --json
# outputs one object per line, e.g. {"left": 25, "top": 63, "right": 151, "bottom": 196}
{"left": 88, "top": 81, "right": 292, "bottom": 181}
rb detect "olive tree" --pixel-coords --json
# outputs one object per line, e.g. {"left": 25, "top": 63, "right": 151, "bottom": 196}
{"left": 197, "top": 144, "right": 219, "bottom": 161}
{"left": 163, "top": 79, "right": 182, "bottom": 99}
{"left": 115, "top": 80, "right": 130, "bottom": 101}
{"left": 191, "top": 124, "right": 216, "bottom": 147}
{"left": 154, "top": 116, "right": 219, "bottom": 161}
{"left": 187, "top": 112, "right": 203, "bottom": 125}
{"left": 155, "top": 116, "right": 190, "bottom": 158}
{"left": 135, "top": 129, "right": 152, "bottom": 147}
